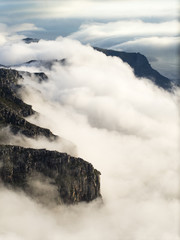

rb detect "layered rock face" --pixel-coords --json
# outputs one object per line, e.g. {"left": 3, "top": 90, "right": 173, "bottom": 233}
{"left": 0, "top": 68, "right": 101, "bottom": 204}
{"left": 0, "top": 145, "right": 101, "bottom": 204}
{"left": 0, "top": 68, "right": 56, "bottom": 139}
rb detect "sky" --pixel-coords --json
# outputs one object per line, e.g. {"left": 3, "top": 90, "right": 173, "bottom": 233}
{"left": 0, "top": 0, "right": 179, "bottom": 79}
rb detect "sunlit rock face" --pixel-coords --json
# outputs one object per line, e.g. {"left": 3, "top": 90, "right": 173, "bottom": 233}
{"left": 0, "top": 145, "right": 101, "bottom": 204}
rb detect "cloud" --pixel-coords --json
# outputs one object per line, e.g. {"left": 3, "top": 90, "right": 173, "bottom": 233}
{"left": 0, "top": 126, "right": 77, "bottom": 156}
{"left": 0, "top": 35, "right": 179, "bottom": 239}
{"left": 112, "top": 36, "right": 180, "bottom": 79}
{"left": 69, "top": 20, "right": 179, "bottom": 43}
{"left": 0, "top": 23, "right": 43, "bottom": 46}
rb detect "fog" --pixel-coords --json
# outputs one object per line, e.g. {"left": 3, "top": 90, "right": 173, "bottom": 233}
{"left": 0, "top": 36, "right": 179, "bottom": 240}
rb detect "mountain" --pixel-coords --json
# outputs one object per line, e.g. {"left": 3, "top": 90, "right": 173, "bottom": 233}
{"left": 0, "top": 145, "right": 101, "bottom": 204}
{"left": 0, "top": 68, "right": 101, "bottom": 204}
{"left": 94, "top": 47, "right": 173, "bottom": 91}
{"left": 20, "top": 37, "right": 173, "bottom": 91}
{"left": 0, "top": 68, "right": 56, "bottom": 139}
{"left": 23, "top": 38, "right": 39, "bottom": 44}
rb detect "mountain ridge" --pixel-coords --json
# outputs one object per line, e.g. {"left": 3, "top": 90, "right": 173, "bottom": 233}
{"left": 94, "top": 47, "right": 173, "bottom": 91}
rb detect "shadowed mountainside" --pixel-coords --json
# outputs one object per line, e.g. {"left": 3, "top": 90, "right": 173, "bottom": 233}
{"left": 0, "top": 68, "right": 56, "bottom": 139}
{"left": 94, "top": 47, "right": 172, "bottom": 91}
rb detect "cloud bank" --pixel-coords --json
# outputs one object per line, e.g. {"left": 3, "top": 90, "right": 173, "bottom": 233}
{"left": 0, "top": 34, "right": 179, "bottom": 239}
{"left": 70, "top": 20, "right": 179, "bottom": 42}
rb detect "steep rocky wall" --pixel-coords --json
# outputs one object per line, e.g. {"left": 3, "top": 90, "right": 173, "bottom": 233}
{"left": 0, "top": 145, "right": 101, "bottom": 204}
{"left": 0, "top": 68, "right": 56, "bottom": 139}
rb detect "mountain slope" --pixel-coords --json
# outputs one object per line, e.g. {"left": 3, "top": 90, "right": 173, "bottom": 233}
{"left": 0, "top": 68, "right": 101, "bottom": 204}
{"left": 94, "top": 47, "right": 172, "bottom": 90}
{"left": 0, "top": 68, "right": 56, "bottom": 139}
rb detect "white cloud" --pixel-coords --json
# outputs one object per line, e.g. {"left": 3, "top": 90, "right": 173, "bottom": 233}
{"left": 112, "top": 36, "right": 180, "bottom": 79}
{"left": 9, "top": 23, "right": 42, "bottom": 33}
{"left": 0, "top": 23, "right": 43, "bottom": 46}
{"left": 1, "top": 36, "right": 179, "bottom": 239}
{"left": 69, "top": 20, "right": 179, "bottom": 42}
{"left": 0, "top": 35, "right": 179, "bottom": 239}
{"left": 68, "top": 20, "right": 179, "bottom": 79}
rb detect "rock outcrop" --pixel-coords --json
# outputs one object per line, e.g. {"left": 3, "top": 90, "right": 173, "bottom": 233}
{"left": 23, "top": 38, "right": 39, "bottom": 44}
{"left": 0, "top": 145, "right": 101, "bottom": 204}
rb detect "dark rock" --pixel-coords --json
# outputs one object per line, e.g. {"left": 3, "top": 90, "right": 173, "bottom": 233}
{"left": 0, "top": 68, "right": 57, "bottom": 139}
{"left": 0, "top": 68, "right": 102, "bottom": 205}
{"left": 0, "top": 68, "right": 34, "bottom": 117}
{"left": 23, "top": 38, "right": 39, "bottom": 44}
{"left": 0, "top": 145, "right": 101, "bottom": 204}
{"left": 19, "top": 70, "right": 48, "bottom": 83}
{"left": 34, "top": 72, "right": 48, "bottom": 82}
{"left": 23, "top": 59, "right": 66, "bottom": 70}
{"left": 94, "top": 47, "right": 173, "bottom": 91}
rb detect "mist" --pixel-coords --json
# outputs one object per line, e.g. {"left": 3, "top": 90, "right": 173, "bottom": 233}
{"left": 0, "top": 36, "right": 179, "bottom": 240}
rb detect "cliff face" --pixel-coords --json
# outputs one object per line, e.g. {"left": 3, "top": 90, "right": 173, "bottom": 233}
{"left": 0, "top": 68, "right": 101, "bottom": 204}
{"left": 0, "top": 68, "right": 56, "bottom": 139}
{"left": 0, "top": 145, "right": 101, "bottom": 204}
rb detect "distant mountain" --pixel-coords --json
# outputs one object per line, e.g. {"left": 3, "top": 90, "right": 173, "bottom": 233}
{"left": 94, "top": 47, "right": 173, "bottom": 91}
{"left": 20, "top": 38, "right": 174, "bottom": 91}
{"left": 23, "top": 38, "right": 39, "bottom": 44}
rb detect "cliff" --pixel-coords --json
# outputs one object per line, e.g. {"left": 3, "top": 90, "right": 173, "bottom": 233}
{"left": 0, "top": 145, "right": 101, "bottom": 204}
{"left": 0, "top": 68, "right": 101, "bottom": 204}
{"left": 0, "top": 68, "right": 56, "bottom": 139}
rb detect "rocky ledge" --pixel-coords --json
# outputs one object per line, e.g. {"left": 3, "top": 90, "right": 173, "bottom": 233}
{"left": 0, "top": 145, "right": 101, "bottom": 204}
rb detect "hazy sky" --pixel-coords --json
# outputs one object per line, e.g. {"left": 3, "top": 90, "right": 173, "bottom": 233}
{"left": 0, "top": 0, "right": 179, "bottom": 78}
